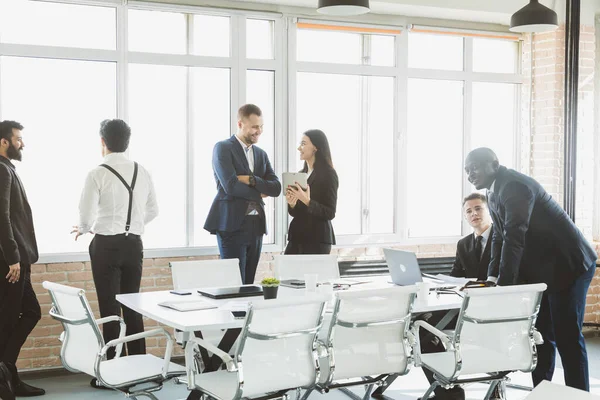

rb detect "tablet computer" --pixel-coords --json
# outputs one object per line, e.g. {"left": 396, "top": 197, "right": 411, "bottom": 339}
{"left": 283, "top": 172, "right": 308, "bottom": 191}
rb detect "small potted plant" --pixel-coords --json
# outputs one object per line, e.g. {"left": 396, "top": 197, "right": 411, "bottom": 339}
{"left": 261, "top": 277, "right": 280, "bottom": 300}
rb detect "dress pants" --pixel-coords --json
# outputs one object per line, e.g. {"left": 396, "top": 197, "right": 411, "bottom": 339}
{"left": 216, "top": 215, "right": 263, "bottom": 284}
{"left": 89, "top": 234, "right": 145, "bottom": 360}
{"left": 284, "top": 241, "right": 332, "bottom": 255}
{"left": 532, "top": 263, "right": 596, "bottom": 391}
{"left": 0, "top": 264, "right": 41, "bottom": 367}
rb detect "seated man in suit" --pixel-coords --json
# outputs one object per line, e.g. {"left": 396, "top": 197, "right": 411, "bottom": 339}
{"left": 419, "top": 193, "right": 504, "bottom": 400}
{"left": 450, "top": 193, "right": 492, "bottom": 280}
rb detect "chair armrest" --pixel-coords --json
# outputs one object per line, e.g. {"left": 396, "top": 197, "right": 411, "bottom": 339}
{"left": 96, "top": 316, "right": 126, "bottom": 358}
{"left": 411, "top": 320, "right": 454, "bottom": 366}
{"left": 186, "top": 337, "right": 237, "bottom": 373}
{"left": 98, "top": 328, "right": 175, "bottom": 379}
{"left": 413, "top": 320, "right": 453, "bottom": 349}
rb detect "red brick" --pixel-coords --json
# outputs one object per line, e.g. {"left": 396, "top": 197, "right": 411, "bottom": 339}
{"left": 47, "top": 263, "right": 85, "bottom": 272}
{"left": 67, "top": 271, "right": 94, "bottom": 282}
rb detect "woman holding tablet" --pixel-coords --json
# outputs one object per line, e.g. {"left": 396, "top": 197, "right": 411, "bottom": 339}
{"left": 285, "top": 129, "right": 339, "bottom": 254}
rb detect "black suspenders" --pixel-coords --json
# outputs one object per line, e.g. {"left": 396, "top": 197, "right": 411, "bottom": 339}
{"left": 99, "top": 162, "right": 138, "bottom": 235}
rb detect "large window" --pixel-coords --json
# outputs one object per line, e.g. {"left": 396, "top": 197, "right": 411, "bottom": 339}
{"left": 0, "top": 1, "right": 524, "bottom": 260}
{"left": 405, "top": 32, "right": 521, "bottom": 238}
{"left": 0, "top": 2, "right": 281, "bottom": 260}
{"left": 294, "top": 24, "right": 397, "bottom": 238}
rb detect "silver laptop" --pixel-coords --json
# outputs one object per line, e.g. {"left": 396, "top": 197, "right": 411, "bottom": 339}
{"left": 383, "top": 248, "right": 423, "bottom": 286}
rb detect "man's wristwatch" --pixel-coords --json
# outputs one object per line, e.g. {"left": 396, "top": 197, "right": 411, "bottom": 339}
{"left": 248, "top": 175, "right": 256, "bottom": 187}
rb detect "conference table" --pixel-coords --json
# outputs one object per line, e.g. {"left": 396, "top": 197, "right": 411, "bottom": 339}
{"left": 117, "top": 276, "right": 464, "bottom": 400}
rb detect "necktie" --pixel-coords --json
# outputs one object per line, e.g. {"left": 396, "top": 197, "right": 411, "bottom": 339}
{"left": 475, "top": 235, "right": 483, "bottom": 260}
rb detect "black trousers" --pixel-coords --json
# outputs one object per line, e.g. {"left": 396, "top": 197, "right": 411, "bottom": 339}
{"left": 532, "top": 264, "right": 596, "bottom": 391}
{"left": 284, "top": 241, "right": 332, "bottom": 255}
{"left": 216, "top": 216, "right": 263, "bottom": 284}
{"left": 89, "top": 234, "right": 145, "bottom": 360}
{"left": 0, "top": 264, "right": 41, "bottom": 369}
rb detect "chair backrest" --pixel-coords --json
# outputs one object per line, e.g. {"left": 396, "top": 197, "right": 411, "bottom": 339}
{"left": 170, "top": 259, "right": 242, "bottom": 289}
{"left": 273, "top": 254, "right": 340, "bottom": 281}
{"left": 234, "top": 296, "right": 328, "bottom": 397}
{"left": 321, "top": 286, "right": 417, "bottom": 384}
{"left": 454, "top": 283, "right": 547, "bottom": 375}
{"left": 42, "top": 281, "right": 104, "bottom": 377}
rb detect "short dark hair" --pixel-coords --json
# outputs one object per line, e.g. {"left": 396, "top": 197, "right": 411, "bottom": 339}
{"left": 0, "top": 120, "right": 24, "bottom": 143}
{"left": 462, "top": 193, "right": 487, "bottom": 207}
{"left": 100, "top": 119, "right": 131, "bottom": 152}
{"left": 237, "top": 104, "right": 262, "bottom": 120}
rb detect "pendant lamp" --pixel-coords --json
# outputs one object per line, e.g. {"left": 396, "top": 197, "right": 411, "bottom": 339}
{"left": 317, "top": 0, "right": 370, "bottom": 16}
{"left": 510, "top": 0, "right": 558, "bottom": 32}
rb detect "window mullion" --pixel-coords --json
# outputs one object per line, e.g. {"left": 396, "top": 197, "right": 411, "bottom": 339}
{"left": 186, "top": 13, "right": 195, "bottom": 247}
{"left": 361, "top": 34, "right": 371, "bottom": 234}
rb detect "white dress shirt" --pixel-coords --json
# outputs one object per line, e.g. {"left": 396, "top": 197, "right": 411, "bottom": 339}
{"left": 474, "top": 225, "right": 492, "bottom": 259}
{"left": 235, "top": 135, "right": 259, "bottom": 215}
{"left": 236, "top": 135, "right": 254, "bottom": 172}
{"left": 78, "top": 152, "right": 158, "bottom": 236}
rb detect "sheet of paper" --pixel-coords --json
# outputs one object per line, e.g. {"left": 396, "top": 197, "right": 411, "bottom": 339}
{"left": 158, "top": 300, "right": 217, "bottom": 312}
{"left": 426, "top": 274, "right": 475, "bottom": 286}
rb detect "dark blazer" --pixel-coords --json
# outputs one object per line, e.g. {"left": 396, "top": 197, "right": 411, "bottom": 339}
{"left": 450, "top": 231, "right": 492, "bottom": 281}
{"left": 287, "top": 166, "right": 338, "bottom": 245}
{"left": 0, "top": 156, "right": 38, "bottom": 266}
{"left": 204, "top": 136, "right": 281, "bottom": 234}
{"left": 488, "top": 165, "right": 597, "bottom": 291}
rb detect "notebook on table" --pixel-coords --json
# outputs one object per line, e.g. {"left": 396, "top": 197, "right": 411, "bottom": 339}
{"left": 198, "top": 285, "right": 263, "bottom": 299}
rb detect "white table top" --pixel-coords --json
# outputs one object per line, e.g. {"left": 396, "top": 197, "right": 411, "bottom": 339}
{"left": 116, "top": 277, "right": 463, "bottom": 332}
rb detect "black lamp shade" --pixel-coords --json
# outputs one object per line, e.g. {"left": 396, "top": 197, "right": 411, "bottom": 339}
{"left": 317, "top": 0, "right": 370, "bottom": 16}
{"left": 510, "top": 0, "right": 558, "bottom": 32}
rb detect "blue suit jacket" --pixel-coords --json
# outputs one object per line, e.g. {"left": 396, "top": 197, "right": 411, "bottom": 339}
{"left": 488, "top": 166, "right": 597, "bottom": 291}
{"left": 204, "top": 135, "right": 281, "bottom": 234}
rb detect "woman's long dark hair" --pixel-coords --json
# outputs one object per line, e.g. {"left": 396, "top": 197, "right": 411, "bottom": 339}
{"left": 301, "top": 129, "right": 334, "bottom": 172}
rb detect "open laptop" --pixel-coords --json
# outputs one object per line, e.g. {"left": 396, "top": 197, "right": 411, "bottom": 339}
{"left": 197, "top": 285, "right": 263, "bottom": 299}
{"left": 383, "top": 248, "right": 423, "bottom": 286}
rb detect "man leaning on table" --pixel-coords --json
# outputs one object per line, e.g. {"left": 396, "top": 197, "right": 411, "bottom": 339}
{"left": 464, "top": 147, "right": 597, "bottom": 392}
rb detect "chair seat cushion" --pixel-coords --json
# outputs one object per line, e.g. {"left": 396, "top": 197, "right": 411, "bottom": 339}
{"left": 194, "top": 370, "right": 240, "bottom": 400}
{"left": 99, "top": 354, "right": 186, "bottom": 387}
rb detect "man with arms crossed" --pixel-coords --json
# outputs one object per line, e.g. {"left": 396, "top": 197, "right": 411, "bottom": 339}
{"left": 72, "top": 119, "right": 158, "bottom": 389}
{"left": 205, "top": 104, "right": 281, "bottom": 284}
{"left": 0, "top": 121, "right": 45, "bottom": 399}
{"left": 464, "top": 147, "right": 597, "bottom": 391}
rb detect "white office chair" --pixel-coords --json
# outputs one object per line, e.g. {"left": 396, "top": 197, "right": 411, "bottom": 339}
{"left": 304, "top": 286, "right": 417, "bottom": 400}
{"left": 43, "top": 281, "right": 185, "bottom": 400}
{"left": 170, "top": 258, "right": 242, "bottom": 290}
{"left": 413, "top": 283, "right": 547, "bottom": 400}
{"left": 170, "top": 259, "right": 243, "bottom": 375}
{"left": 185, "top": 296, "right": 328, "bottom": 400}
{"left": 274, "top": 254, "right": 340, "bottom": 281}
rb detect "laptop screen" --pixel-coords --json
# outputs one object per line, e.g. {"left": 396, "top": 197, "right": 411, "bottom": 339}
{"left": 383, "top": 248, "right": 423, "bottom": 286}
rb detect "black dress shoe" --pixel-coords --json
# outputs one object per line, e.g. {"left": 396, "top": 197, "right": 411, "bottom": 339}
{"left": 90, "top": 378, "right": 111, "bottom": 390}
{"left": 418, "top": 386, "right": 465, "bottom": 400}
{"left": 13, "top": 381, "right": 45, "bottom": 397}
{"left": 0, "top": 363, "right": 15, "bottom": 400}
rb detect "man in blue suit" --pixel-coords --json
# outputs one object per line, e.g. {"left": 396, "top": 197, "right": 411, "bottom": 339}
{"left": 464, "top": 147, "right": 597, "bottom": 392}
{"left": 204, "top": 104, "right": 281, "bottom": 284}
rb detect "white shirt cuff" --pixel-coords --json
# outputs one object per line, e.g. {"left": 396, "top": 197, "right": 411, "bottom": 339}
{"left": 487, "top": 276, "right": 498, "bottom": 283}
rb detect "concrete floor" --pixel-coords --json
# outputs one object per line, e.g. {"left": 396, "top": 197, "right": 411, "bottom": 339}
{"left": 20, "top": 336, "right": 600, "bottom": 399}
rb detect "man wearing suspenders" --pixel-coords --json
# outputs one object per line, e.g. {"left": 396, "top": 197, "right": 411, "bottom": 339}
{"left": 72, "top": 119, "right": 158, "bottom": 389}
